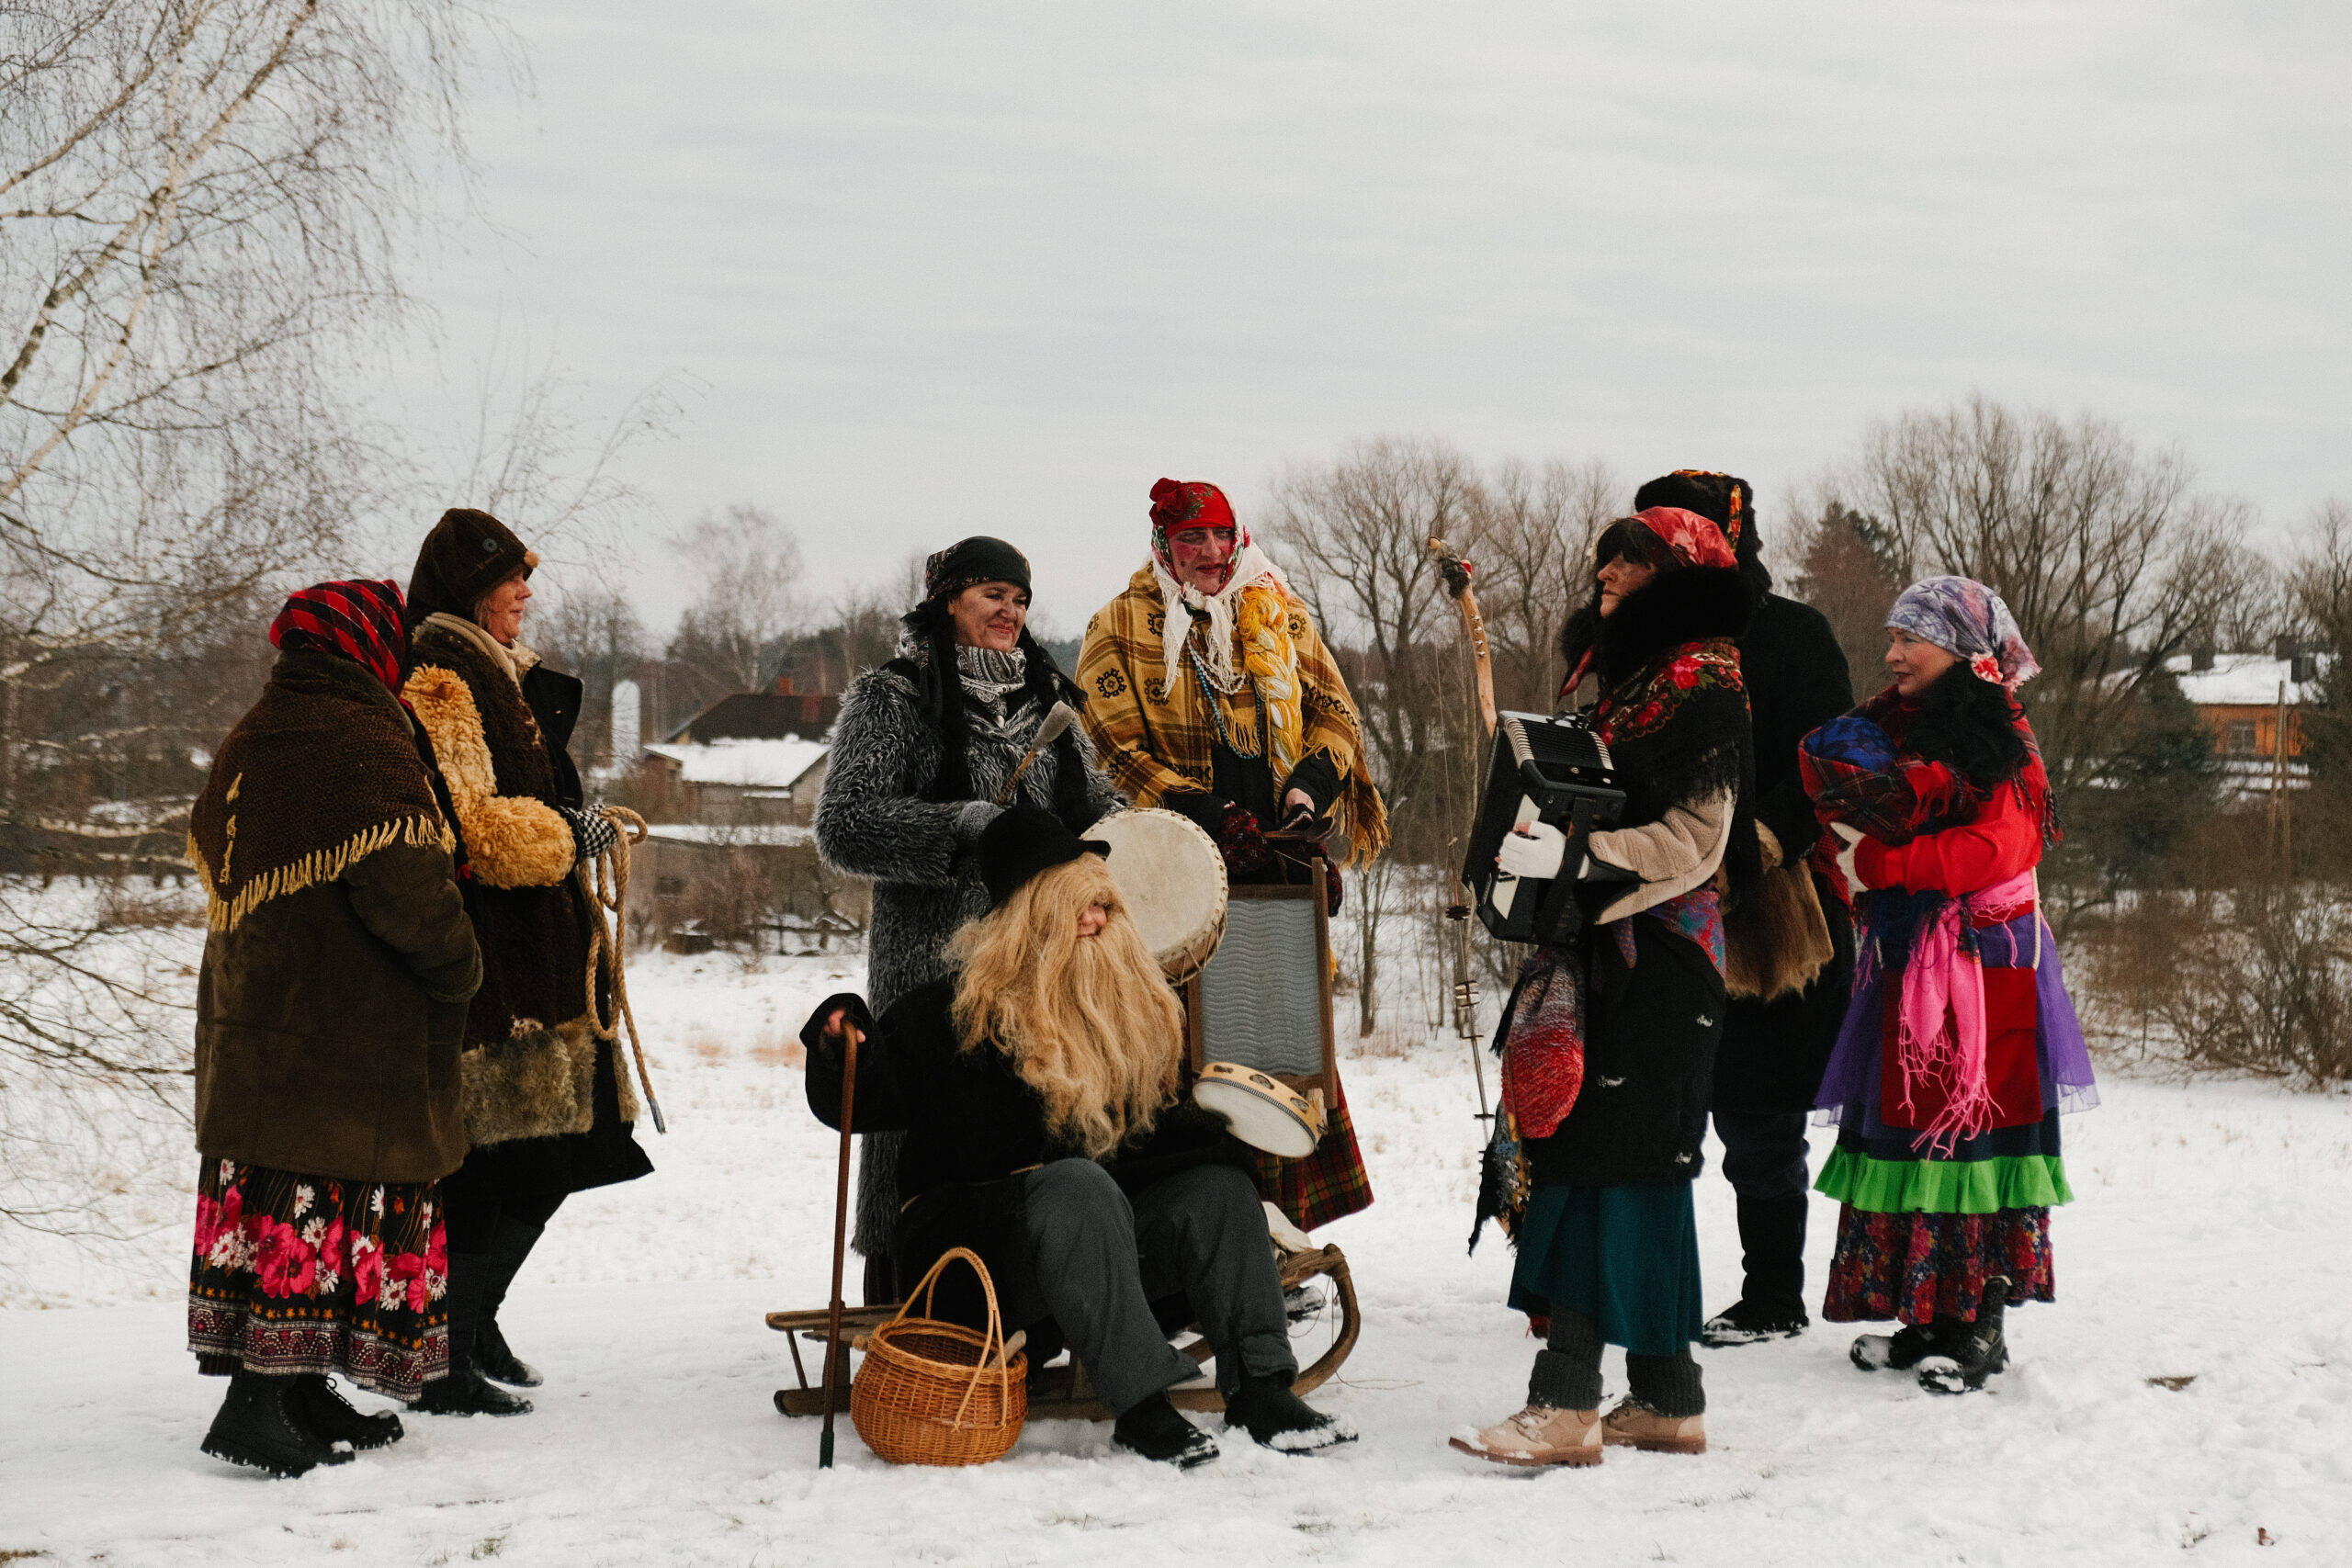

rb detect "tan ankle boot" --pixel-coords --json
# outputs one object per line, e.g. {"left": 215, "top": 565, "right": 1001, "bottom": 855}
{"left": 1448, "top": 1404, "right": 1603, "bottom": 1468}
{"left": 1601, "top": 1398, "right": 1706, "bottom": 1454}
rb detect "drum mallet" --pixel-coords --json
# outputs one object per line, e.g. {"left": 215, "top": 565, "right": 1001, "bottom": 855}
{"left": 995, "top": 702, "right": 1078, "bottom": 805}
{"left": 820, "top": 1019, "right": 861, "bottom": 1470}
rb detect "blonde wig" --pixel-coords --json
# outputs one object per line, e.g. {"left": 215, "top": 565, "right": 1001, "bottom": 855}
{"left": 946, "top": 852, "right": 1185, "bottom": 1159}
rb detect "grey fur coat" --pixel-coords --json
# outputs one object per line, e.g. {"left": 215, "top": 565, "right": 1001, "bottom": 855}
{"left": 815, "top": 646, "right": 1125, "bottom": 1255}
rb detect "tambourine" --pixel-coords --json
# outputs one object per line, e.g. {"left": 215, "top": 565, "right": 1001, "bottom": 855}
{"left": 1193, "top": 1062, "right": 1326, "bottom": 1159}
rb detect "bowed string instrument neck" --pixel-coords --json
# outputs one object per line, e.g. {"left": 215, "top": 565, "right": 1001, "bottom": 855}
{"left": 1427, "top": 536, "right": 1496, "bottom": 1117}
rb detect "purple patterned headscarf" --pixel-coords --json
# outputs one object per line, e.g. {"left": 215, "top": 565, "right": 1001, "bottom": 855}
{"left": 1886, "top": 575, "right": 2040, "bottom": 691}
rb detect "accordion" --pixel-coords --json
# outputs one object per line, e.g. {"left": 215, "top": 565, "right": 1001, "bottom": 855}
{"left": 1461, "top": 711, "right": 1631, "bottom": 944}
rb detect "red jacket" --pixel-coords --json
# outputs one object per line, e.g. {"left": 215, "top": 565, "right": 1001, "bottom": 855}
{"left": 1855, "top": 780, "right": 2041, "bottom": 897}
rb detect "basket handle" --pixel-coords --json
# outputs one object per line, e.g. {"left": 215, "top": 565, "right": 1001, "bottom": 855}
{"left": 887, "top": 1246, "right": 1016, "bottom": 1430}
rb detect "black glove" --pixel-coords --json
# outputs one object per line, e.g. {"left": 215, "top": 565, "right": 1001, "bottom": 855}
{"left": 1279, "top": 751, "right": 1341, "bottom": 829}
{"left": 559, "top": 805, "right": 619, "bottom": 865}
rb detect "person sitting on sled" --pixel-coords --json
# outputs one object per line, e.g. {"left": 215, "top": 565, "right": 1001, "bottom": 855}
{"left": 800, "top": 804, "right": 1355, "bottom": 1467}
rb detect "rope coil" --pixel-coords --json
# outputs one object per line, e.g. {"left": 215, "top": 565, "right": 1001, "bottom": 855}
{"left": 579, "top": 806, "right": 665, "bottom": 1134}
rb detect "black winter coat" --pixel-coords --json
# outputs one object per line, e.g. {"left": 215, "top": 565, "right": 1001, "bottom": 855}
{"left": 1713, "top": 592, "right": 1858, "bottom": 1114}
{"left": 1518, "top": 565, "right": 1752, "bottom": 1187}
{"left": 802, "top": 982, "right": 1256, "bottom": 1327}
{"left": 1523, "top": 919, "right": 1727, "bottom": 1188}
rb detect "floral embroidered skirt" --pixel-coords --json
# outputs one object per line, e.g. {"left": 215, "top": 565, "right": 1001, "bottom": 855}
{"left": 187, "top": 1158, "right": 450, "bottom": 1400}
{"left": 1822, "top": 1203, "right": 2054, "bottom": 1326}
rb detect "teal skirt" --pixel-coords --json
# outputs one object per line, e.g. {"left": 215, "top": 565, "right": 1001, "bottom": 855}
{"left": 1508, "top": 1182, "right": 1704, "bottom": 1357}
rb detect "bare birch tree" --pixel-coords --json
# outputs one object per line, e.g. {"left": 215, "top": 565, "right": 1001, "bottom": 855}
{"left": 2, "top": 0, "right": 499, "bottom": 1248}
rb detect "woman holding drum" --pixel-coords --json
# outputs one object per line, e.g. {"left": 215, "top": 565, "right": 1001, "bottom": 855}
{"left": 1077, "top": 479, "right": 1389, "bottom": 1234}
{"left": 1453, "top": 507, "right": 1758, "bottom": 1469}
{"left": 814, "top": 536, "right": 1125, "bottom": 1303}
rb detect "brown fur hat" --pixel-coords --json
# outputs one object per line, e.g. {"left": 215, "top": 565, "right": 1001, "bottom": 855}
{"left": 404, "top": 508, "right": 539, "bottom": 631}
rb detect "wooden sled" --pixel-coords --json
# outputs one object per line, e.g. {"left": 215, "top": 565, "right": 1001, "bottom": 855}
{"left": 768, "top": 1239, "right": 1360, "bottom": 1421}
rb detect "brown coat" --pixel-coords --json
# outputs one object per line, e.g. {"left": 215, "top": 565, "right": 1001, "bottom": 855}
{"left": 403, "top": 617, "right": 644, "bottom": 1150}
{"left": 192, "top": 658, "right": 482, "bottom": 1184}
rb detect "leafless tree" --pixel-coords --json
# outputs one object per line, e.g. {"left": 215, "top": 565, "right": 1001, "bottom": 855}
{"left": 3, "top": 0, "right": 502, "bottom": 1248}
{"left": 1465, "top": 457, "right": 1617, "bottom": 714}
{"left": 1829, "top": 395, "right": 2251, "bottom": 797}
{"left": 665, "top": 504, "right": 805, "bottom": 698}
{"left": 1267, "top": 436, "right": 1485, "bottom": 1035}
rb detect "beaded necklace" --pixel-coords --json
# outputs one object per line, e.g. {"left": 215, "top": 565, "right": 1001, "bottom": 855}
{"left": 1189, "top": 644, "right": 1267, "bottom": 760}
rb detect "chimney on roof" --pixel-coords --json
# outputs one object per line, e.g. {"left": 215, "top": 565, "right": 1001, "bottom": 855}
{"left": 2190, "top": 645, "right": 2216, "bottom": 672}
{"left": 774, "top": 674, "right": 794, "bottom": 696}
{"left": 2273, "top": 635, "right": 2301, "bottom": 661}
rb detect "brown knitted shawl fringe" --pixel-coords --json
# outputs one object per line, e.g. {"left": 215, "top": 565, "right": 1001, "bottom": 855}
{"left": 189, "top": 659, "right": 453, "bottom": 932}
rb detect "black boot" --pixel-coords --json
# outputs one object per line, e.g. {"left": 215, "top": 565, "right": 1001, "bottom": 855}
{"left": 476, "top": 1216, "right": 546, "bottom": 1388}
{"left": 1224, "top": 1370, "right": 1357, "bottom": 1452}
{"left": 1850, "top": 1319, "right": 1960, "bottom": 1371}
{"left": 201, "top": 1370, "right": 355, "bottom": 1478}
{"left": 1702, "top": 1194, "right": 1810, "bottom": 1347}
{"left": 289, "top": 1374, "right": 403, "bottom": 1449}
{"left": 411, "top": 1251, "right": 534, "bottom": 1416}
{"left": 1919, "top": 1278, "right": 2011, "bottom": 1394}
{"left": 1113, "top": 1392, "right": 1219, "bottom": 1468}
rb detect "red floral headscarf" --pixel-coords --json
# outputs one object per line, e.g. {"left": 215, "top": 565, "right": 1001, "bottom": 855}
{"left": 1607, "top": 505, "right": 1739, "bottom": 573}
{"left": 1148, "top": 478, "right": 1244, "bottom": 580}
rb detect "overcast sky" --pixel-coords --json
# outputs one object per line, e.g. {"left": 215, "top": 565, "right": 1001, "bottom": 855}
{"left": 399, "top": 1, "right": 2351, "bottom": 637}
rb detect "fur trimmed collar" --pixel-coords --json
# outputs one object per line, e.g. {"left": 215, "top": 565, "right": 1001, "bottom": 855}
{"left": 1560, "top": 565, "right": 1755, "bottom": 691}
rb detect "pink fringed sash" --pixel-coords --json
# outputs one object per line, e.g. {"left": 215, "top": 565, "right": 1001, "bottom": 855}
{"left": 1893, "top": 870, "right": 2038, "bottom": 1154}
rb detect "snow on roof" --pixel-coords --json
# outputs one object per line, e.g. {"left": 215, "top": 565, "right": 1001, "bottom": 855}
{"left": 643, "top": 822, "right": 815, "bottom": 847}
{"left": 2163, "top": 652, "right": 2328, "bottom": 707}
{"left": 642, "top": 737, "right": 828, "bottom": 788}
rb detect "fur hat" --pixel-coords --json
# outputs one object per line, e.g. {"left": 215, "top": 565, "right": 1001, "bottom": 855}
{"left": 404, "top": 508, "right": 537, "bottom": 631}
{"left": 979, "top": 803, "right": 1109, "bottom": 909}
{"left": 1634, "top": 471, "right": 1770, "bottom": 593}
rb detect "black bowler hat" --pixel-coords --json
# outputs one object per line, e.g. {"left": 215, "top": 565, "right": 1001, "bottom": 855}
{"left": 980, "top": 804, "right": 1110, "bottom": 908}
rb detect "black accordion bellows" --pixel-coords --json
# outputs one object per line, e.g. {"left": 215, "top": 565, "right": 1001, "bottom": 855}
{"left": 1461, "top": 712, "right": 1632, "bottom": 945}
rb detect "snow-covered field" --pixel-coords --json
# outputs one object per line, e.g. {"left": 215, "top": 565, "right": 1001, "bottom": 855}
{"left": 5, "top": 942, "right": 2351, "bottom": 1566}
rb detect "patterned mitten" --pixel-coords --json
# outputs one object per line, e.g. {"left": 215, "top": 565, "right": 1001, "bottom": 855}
{"left": 1216, "top": 804, "right": 1271, "bottom": 877}
{"left": 560, "top": 805, "right": 619, "bottom": 865}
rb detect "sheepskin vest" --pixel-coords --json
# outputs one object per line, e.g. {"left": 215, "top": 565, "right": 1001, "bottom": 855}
{"left": 404, "top": 622, "right": 639, "bottom": 1146}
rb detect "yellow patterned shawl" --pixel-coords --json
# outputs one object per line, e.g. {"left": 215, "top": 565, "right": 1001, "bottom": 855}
{"left": 1079, "top": 565, "right": 1390, "bottom": 866}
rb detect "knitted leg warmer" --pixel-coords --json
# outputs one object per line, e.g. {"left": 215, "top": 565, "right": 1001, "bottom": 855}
{"left": 1529, "top": 1308, "right": 1606, "bottom": 1410}
{"left": 1625, "top": 1350, "right": 1706, "bottom": 1417}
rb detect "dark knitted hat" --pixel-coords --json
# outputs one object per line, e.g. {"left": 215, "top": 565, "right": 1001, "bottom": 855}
{"left": 1634, "top": 471, "right": 1769, "bottom": 592}
{"left": 979, "top": 803, "right": 1109, "bottom": 908}
{"left": 403, "top": 507, "right": 538, "bottom": 630}
{"left": 923, "top": 536, "right": 1031, "bottom": 603}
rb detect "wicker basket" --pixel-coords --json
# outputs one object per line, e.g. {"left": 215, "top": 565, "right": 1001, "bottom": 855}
{"left": 850, "top": 1247, "right": 1029, "bottom": 1466}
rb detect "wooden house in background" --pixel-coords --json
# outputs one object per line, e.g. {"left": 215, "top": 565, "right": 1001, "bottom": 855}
{"left": 2167, "top": 646, "right": 2325, "bottom": 798}
{"left": 625, "top": 677, "right": 864, "bottom": 953}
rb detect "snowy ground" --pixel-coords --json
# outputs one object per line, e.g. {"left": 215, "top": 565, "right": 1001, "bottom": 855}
{"left": 5, "top": 943, "right": 2351, "bottom": 1566}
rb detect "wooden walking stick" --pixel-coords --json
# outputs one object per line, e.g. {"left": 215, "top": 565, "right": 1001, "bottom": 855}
{"left": 820, "top": 1019, "right": 861, "bottom": 1469}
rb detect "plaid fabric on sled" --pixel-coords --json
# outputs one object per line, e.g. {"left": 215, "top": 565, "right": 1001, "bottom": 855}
{"left": 1254, "top": 1080, "right": 1373, "bottom": 1233}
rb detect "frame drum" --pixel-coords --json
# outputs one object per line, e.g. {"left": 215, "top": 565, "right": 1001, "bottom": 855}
{"left": 1193, "top": 1063, "right": 1325, "bottom": 1158}
{"left": 1089, "top": 808, "right": 1228, "bottom": 982}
